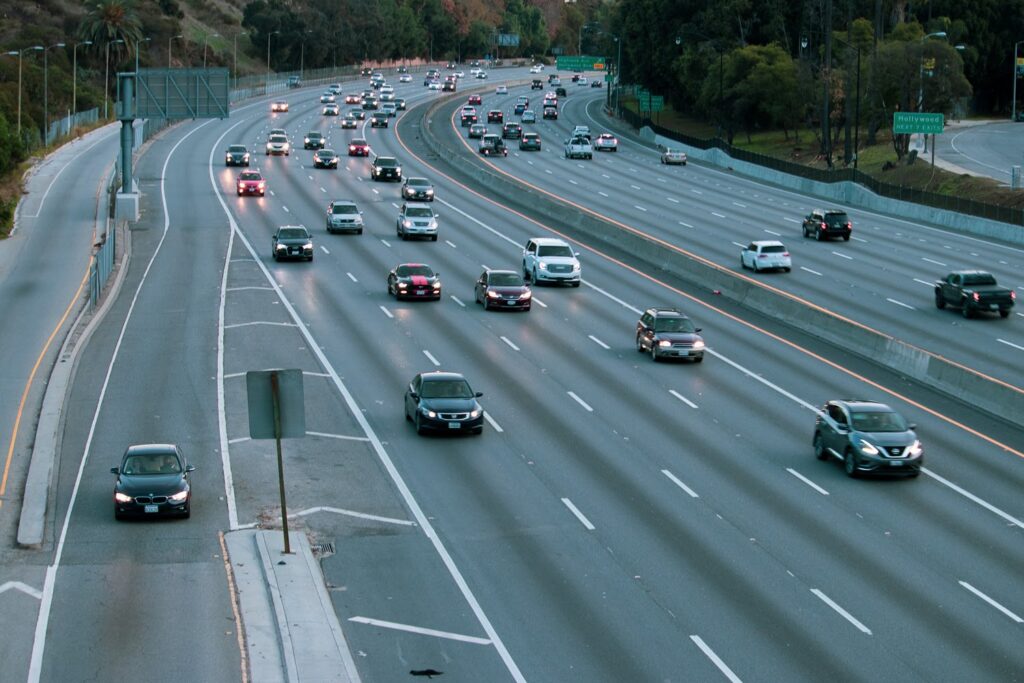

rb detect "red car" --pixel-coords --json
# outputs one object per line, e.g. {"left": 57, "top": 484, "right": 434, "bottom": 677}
{"left": 467, "top": 94, "right": 482, "bottom": 105}
{"left": 348, "top": 138, "right": 370, "bottom": 156}
{"left": 487, "top": 110, "right": 503, "bottom": 123}
{"left": 236, "top": 170, "right": 266, "bottom": 196}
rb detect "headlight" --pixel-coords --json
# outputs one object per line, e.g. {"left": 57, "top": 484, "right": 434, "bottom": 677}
{"left": 402, "top": 219, "right": 412, "bottom": 227}
{"left": 282, "top": 143, "right": 290, "bottom": 150}
{"left": 243, "top": 154, "right": 249, "bottom": 161}
{"left": 522, "top": 290, "right": 532, "bottom": 299}
{"left": 398, "top": 282, "right": 408, "bottom": 289}
{"left": 658, "top": 340, "right": 672, "bottom": 348}
{"left": 421, "top": 407, "right": 436, "bottom": 418}
{"left": 114, "top": 492, "right": 133, "bottom": 503}
{"left": 431, "top": 281, "right": 441, "bottom": 289}
{"left": 425, "top": 189, "right": 434, "bottom": 195}
{"left": 487, "top": 290, "right": 501, "bottom": 298}
{"left": 266, "top": 145, "right": 272, "bottom": 150}
{"left": 169, "top": 490, "right": 189, "bottom": 502}
{"left": 692, "top": 340, "right": 705, "bottom": 350}
{"left": 470, "top": 409, "right": 482, "bottom": 418}
{"left": 572, "top": 263, "right": 581, "bottom": 271}
{"left": 538, "top": 262, "right": 548, "bottom": 270}
{"left": 303, "top": 242, "right": 313, "bottom": 250}
{"left": 908, "top": 440, "right": 923, "bottom": 456}
{"left": 858, "top": 440, "right": 879, "bottom": 455}
{"left": 226, "top": 155, "right": 232, "bottom": 161}
{"left": 304, "top": 137, "right": 310, "bottom": 144}
{"left": 258, "top": 182, "right": 266, "bottom": 189}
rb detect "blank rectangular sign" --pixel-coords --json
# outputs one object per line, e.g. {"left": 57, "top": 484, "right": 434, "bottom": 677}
{"left": 246, "top": 369, "right": 306, "bottom": 439}
{"left": 135, "top": 68, "right": 230, "bottom": 120}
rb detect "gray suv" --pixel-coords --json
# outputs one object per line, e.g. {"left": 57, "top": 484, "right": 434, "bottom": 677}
{"left": 813, "top": 400, "right": 923, "bottom": 477}
{"left": 396, "top": 203, "right": 438, "bottom": 241}
{"left": 325, "top": 200, "right": 363, "bottom": 234}
{"left": 635, "top": 308, "right": 704, "bottom": 362}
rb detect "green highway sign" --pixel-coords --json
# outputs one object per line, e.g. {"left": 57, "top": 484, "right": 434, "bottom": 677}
{"left": 650, "top": 95, "right": 664, "bottom": 112}
{"left": 605, "top": 73, "right": 614, "bottom": 82}
{"left": 893, "top": 112, "right": 944, "bottom": 135}
{"left": 556, "top": 55, "right": 607, "bottom": 71}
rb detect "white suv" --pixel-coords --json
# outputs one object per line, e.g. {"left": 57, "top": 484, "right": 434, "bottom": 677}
{"left": 522, "top": 238, "right": 581, "bottom": 286}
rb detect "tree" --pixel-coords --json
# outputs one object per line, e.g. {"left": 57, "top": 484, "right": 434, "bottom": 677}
{"left": 77, "top": 0, "right": 143, "bottom": 62}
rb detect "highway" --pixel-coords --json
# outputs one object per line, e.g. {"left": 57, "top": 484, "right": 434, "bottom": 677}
{"left": 932, "top": 119, "right": 1024, "bottom": 184}
{"left": 11, "top": 67, "right": 1024, "bottom": 681}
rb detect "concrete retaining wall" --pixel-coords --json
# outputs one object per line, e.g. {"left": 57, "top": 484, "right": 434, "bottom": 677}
{"left": 418, "top": 96, "right": 1024, "bottom": 426}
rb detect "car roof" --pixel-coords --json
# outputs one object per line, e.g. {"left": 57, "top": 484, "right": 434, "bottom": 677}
{"left": 125, "top": 444, "right": 178, "bottom": 456}
{"left": 330, "top": 199, "right": 357, "bottom": 206}
{"left": 647, "top": 307, "right": 688, "bottom": 318}
{"left": 403, "top": 202, "right": 433, "bottom": 209}
{"left": 420, "top": 371, "right": 467, "bottom": 382}
{"left": 530, "top": 237, "right": 569, "bottom": 246}
{"left": 832, "top": 399, "right": 892, "bottom": 412}
{"left": 407, "top": 177, "right": 430, "bottom": 183}
{"left": 749, "top": 240, "right": 785, "bottom": 248}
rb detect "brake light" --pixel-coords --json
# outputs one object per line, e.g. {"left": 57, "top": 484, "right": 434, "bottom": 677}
{"left": 846, "top": 221, "right": 852, "bottom": 229}
{"left": 758, "top": 254, "right": 766, "bottom": 258}
{"left": 1012, "top": 291, "right": 1017, "bottom": 300}
{"left": 972, "top": 292, "right": 981, "bottom": 302}
{"left": 783, "top": 252, "right": 790, "bottom": 257}
{"left": 820, "top": 222, "right": 827, "bottom": 230}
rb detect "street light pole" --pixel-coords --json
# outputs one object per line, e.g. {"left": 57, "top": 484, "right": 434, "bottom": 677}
{"left": 233, "top": 32, "right": 247, "bottom": 90}
{"left": 43, "top": 42, "right": 66, "bottom": 145}
{"left": 203, "top": 33, "right": 219, "bottom": 68}
{"left": 72, "top": 40, "right": 91, "bottom": 120}
{"left": 135, "top": 37, "right": 151, "bottom": 74}
{"left": 266, "top": 30, "right": 280, "bottom": 90}
{"left": 168, "top": 34, "right": 182, "bottom": 67}
{"left": 918, "top": 31, "right": 947, "bottom": 153}
{"left": 614, "top": 35, "right": 623, "bottom": 115}
{"left": 299, "top": 30, "right": 312, "bottom": 81}
{"left": 7, "top": 46, "right": 43, "bottom": 135}
{"left": 1013, "top": 40, "right": 1024, "bottom": 121}
{"left": 105, "top": 39, "right": 124, "bottom": 119}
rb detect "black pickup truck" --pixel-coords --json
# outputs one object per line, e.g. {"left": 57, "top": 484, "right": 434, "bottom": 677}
{"left": 934, "top": 270, "right": 1016, "bottom": 318}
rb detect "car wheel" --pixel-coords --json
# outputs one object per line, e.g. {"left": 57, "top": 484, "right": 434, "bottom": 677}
{"left": 753, "top": 260, "right": 760, "bottom": 273}
{"left": 815, "top": 229, "right": 823, "bottom": 241}
{"left": 844, "top": 449, "right": 859, "bottom": 478}
{"left": 650, "top": 345, "right": 659, "bottom": 362}
{"left": 272, "top": 252, "right": 278, "bottom": 261}
{"left": 740, "top": 256, "right": 747, "bottom": 269}
{"left": 813, "top": 433, "right": 828, "bottom": 461}
{"left": 431, "top": 235, "right": 438, "bottom": 241}
{"left": 693, "top": 355, "right": 703, "bottom": 363}
{"left": 961, "top": 302, "right": 974, "bottom": 319}
{"left": 934, "top": 291, "right": 946, "bottom": 309}
{"left": 636, "top": 335, "right": 645, "bottom": 352}
{"left": 357, "top": 228, "right": 363, "bottom": 235}
{"left": 415, "top": 414, "right": 426, "bottom": 435}
{"left": 114, "top": 510, "right": 124, "bottom": 521}
{"left": 802, "top": 226, "right": 809, "bottom": 238}
{"left": 999, "top": 309, "right": 1010, "bottom": 318}
{"left": 571, "top": 280, "right": 580, "bottom": 288}
{"left": 182, "top": 505, "right": 191, "bottom": 520}
{"left": 843, "top": 234, "right": 850, "bottom": 241}
{"left": 532, "top": 268, "right": 540, "bottom": 284}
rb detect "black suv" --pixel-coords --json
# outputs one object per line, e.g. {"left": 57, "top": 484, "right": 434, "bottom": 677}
{"left": 303, "top": 132, "right": 325, "bottom": 150}
{"left": 370, "top": 112, "right": 389, "bottom": 128}
{"left": 813, "top": 400, "right": 923, "bottom": 477}
{"left": 802, "top": 209, "right": 852, "bottom": 241}
{"left": 635, "top": 308, "right": 705, "bottom": 362}
{"left": 371, "top": 156, "right": 402, "bottom": 182}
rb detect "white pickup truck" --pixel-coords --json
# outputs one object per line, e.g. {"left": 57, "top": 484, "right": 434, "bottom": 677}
{"left": 564, "top": 136, "right": 593, "bottom": 160}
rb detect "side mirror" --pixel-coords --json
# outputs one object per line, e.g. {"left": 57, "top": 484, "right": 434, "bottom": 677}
{"left": 695, "top": 328, "right": 702, "bottom": 333}
{"left": 409, "top": 392, "right": 419, "bottom": 401}
{"left": 185, "top": 465, "right": 196, "bottom": 473}
{"left": 907, "top": 423, "right": 917, "bottom": 430}
{"left": 574, "top": 252, "right": 580, "bottom": 257}
{"left": 475, "top": 392, "right": 484, "bottom": 398}
{"left": 835, "top": 423, "right": 850, "bottom": 433}
{"left": 110, "top": 467, "right": 119, "bottom": 475}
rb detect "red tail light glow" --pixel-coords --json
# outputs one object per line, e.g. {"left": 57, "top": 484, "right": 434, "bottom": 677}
{"left": 972, "top": 292, "right": 981, "bottom": 301}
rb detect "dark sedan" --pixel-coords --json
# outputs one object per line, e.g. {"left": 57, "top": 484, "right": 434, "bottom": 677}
{"left": 111, "top": 444, "right": 194, "bottom": 519}
{"left": 388, "top": 263, "right": 442, "bottom": 300}
{"left": 402, "top": 177, "right": 435, "bottom": 201}
{"left": 225, "top": 144, "right": 250, "bottom": 166}
{"left": 404, "top": 371, "right": 484, "bottom": 435}
{"left": 313, "top": 149, "right": 339, "bottom": 169}
{"left": 475, "top": 270, "right": 531, "bottom": 311}
{"left": 272, "top": 225, "right": 314, "bottom": 261}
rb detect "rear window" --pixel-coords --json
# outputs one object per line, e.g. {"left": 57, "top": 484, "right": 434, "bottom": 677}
{"left": 962, "top": 273, "right": 997, "bottom": 286}
{"left": 824, "top": 212, "right": 849, "bottom": 224}
{"left": 762, "top": 245, "right": 786, "bottom": 254}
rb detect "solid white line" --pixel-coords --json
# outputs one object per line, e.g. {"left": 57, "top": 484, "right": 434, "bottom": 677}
{"left": 922, "top": 257, "right": 947, "bottom": 266}
{"left": 668, "top": 390, "right": 698, "bottom": 409}
{"left": 450, "top": 295, "right": 466, "bottom": 307}
{"left": 28, "top": 119, "right": 216, "bottom": 683}
{"left": 500, "top": 336, "right": 520, "bottom": 351}
{"left": 832, "top": 251, "right": 853, "bottom": 260}
{"left": 379, "top": 305, "right": 394, "bottom": 319}
{"left": 958, "top": 581, "right": 1024, "bottom": 623}
{"left": 561, "top": 498, "right": 596, "bottom": 530}
{"left": 886, "top": 298, "right": 915, "bottom": 310}
{"left": 445, "top": 240, "right": 457, "bottom": 248}
{"left": 711, "top": 212, "right": 726, "bottom": 218}
{"left": 346, "top": 272, "right": 358, "bottom": 282}
{"left": 582, "top": 281, "right": 642, "bottom": 314}
{"left": 567, "top": 391, "right": 593, "bottom": 412}
{"left": 786, "top": 468, "right": 829, "bottom": 495}
{"left": 225, "top": 285, "right": 275, "bottom": 291}
{"left": 436, "top": 198, "right": 519, "bottom": 246}
{"left": 800, "top": 266, "right": 822, "bottom": 276}
{"left": 811, "top": 589, "right": 872, "bottom": 634}
{"left": 320, "top": 245, "right": 330, "bottom": 254}
{"left": 689, "top": 635, "right": 743, "bottom": 683}
{"left": 661, "top": 469, "right": 699, "bottom": 498}
{"left": 708, "top": 350, "right": 820, "bottom": 412}
{"left": 306, "top": 431, "right": 372, "bottom": 442}
{"left": 483, "top": 411, "right": 503, "bottom": 433}
{"left": 588, "top": 334, "right": 610, "bottom": 349}
{"left": 423, "top": 349, "right": 440, "bottom": 366}
{"left": 921, "top": 467, "right": 1024, "bottom": 528}
{"left": 25, "top": 133, "right": 115, "bottom": 218}
{"left": 731, "top": 241, "right": 746, "bottom": 249}
{"left": 223, "top": 321, "right": 297, "bottom": 329}
{"left": 997, "top": 338, "right": 1024, "bottom": 351}
{"left": 348, "top": 616, "right": 492, "bottom": 645}
{"left": 913, "top": 278, "right": 934, "bottom": 287}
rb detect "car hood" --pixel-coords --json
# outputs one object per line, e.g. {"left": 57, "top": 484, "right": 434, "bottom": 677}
{"left": 330, "top": 213, "right": 361, "bottom": 223}
{"left": 654, "top": 332, "right": 701, "bottom": 344}
{"left": 488, "top": 285, "right": 529, "bottom": 295}
{"left": 116, "top": 473, "right": 187, "bottom": 495}
{"left": 276, "top": 236, "right": 310, "bottom": 246}
{"left": 853, "top": 430, "right": 917, "bottom": 448}
{"left": 421, "top": 397, "right": 480, "bottom": 412}
{"left": 405, "top": 216, "right": 435, "bottom": 225}
{"left": 538, "top": 256, "right": 577, "bottom": 267}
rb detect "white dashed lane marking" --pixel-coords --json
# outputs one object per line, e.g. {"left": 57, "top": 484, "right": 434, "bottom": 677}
{"left": 567, "top": 391, "right": 593, "bottom": 412}
{"left": 588, "top": 335, "right": 610, "bottom": 349}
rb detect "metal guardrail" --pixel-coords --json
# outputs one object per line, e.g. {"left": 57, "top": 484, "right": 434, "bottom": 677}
{"left": 619, "top": 106, "right": 1024, "bottom": 227}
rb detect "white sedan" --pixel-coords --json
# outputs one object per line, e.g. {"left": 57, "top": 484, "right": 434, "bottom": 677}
{"left": 495, "top": 85, "right": 508, "bottom": 95}
{"left": 530, "top": 64, "right": 544, "bottom": 73}
{"left": 660, "top": 149, "right": 687, "bottom": 165}
{"left": 399, "top": 73, "right": 412, "bottom": 83}
{"left": 427, "top": 80, "right": 442, "bottom": 90}
{"left": 593, "top": 133, "right": 618, "bottom": 152}
{"left": 740, "top": 240, "right": 792, "bottom": 272}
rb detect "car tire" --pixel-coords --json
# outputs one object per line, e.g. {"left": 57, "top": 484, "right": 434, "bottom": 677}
{"left": 815, "top": 229, "right": 823, "bottom": 241}
{"left": 693, "top": 355, "right": 703, "bottom": 363}
{"left": 533, "top": 268, "right": 540, "bottom": 285}
{"left": 114, "top": 510, "right": 124, "bottom": 521}
{"left": 272, "top": 252, "right": 278, "bottom": 261}
{"left": 431, "top": 235, "right": 438, "bottom": 242}
{"left": 357, "top": 228, "right": 363, "bottom": 235}
{"left": 844, "top": 449, "right": 859, "bottom": 478}
{"left": 961, "top": 302, "right": 974, "bottom": 319}
{"left": 182, "top": 505, "right": 191, "bottom": 520}
{"left": 753, "top": 260, "right": 760, "bottom": 273}
{"left": 571, "top": 280, "right": 580, "bottom": 288}
{"left": 783, "top": 267, "right": 791, "bottom": 272}
{"left": 813, "top": 433, "right": 828, "bottom": 461}
{"left": 415, "top": 415, "right": 426, "bottom": 435}
{"left": 650, "top": 345, "right": 659, "bottom": 362}
{"left": 999, "top": 309, "right": 1010, "bottom": 318}
{"left": 935, "top": 291, "right": 946, "bottom": 309}
{"left": 843, "top": 234, "right": 851, "bottom": 241}
{"left": 636, "top": 335, "right": 645, "bottom": 352}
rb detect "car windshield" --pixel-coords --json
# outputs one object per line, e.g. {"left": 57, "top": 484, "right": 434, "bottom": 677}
{"left": 489, "top": 273, "right": 523, "bottom": 287}
{"left": 278, "top": 228, "right": 308, "bottom": 240}
{"left": 319, "top": 151, "right": 335, "bottom": 158}
{"left": 332, "top": 204, "right": 356, "bottom": 215}
{"left": 654, "top": 317, "right": 695, "bottom": 333}
{"left": 240, "top": 173, "right": 261, "bottom": 181}
{"left": 229, "top": 145, "right": 247, "bottom": 153}
{"left": 420, "top": 379, "right": 474, "bottom": 399}
{"left": 352, "top": 140, "right": 367, "bottom": 146}
{"left": 850, "top": 410, "right": 908, "bottom": 433}
{"left": 269, "top": 135, "right": 287, "bottom": 143}
{"left": 406, "top": 207, "right": 433, "bottom": 218}
{"left": 397, "top": 265, "right": 434, "bottom": 277}
{"left": 308, "top": 133, "right": 322, "bottom": 139}
{"left": 377, "top": 159, "right": 397, "bottom": 167}
{"left": 408, "top": 179, "right": 429, "bottom": 187}
{"left": 538, "top": 245, "right": 572, "bottom": 257}
{"left": 122, "top": 453, "right": 180, "bottom": 475}
{"left": 762, "top": 245, "right": 786, "bottom": 253}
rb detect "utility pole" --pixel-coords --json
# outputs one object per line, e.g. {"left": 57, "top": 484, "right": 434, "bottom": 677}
{"left": 822, "top": 0, "right": 833, "bottom": 168}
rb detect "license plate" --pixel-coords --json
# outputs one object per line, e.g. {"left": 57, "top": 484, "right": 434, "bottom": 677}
{"left": 144, "top": 504, "right": 159, "bottom": 513}
{"left": 416, "top": 291, "right": 424, "bottom": 296}
{"left": 506, "top": 300, "right": 517, "bottom": 305}
{"left": 990, "top": 304, "right": 998, "bottom": 310}
{"left": 889, "top": 461, "right": 903, "bottom": 467}
{"left": 448, "top": 422, "right": 460, "bottom": 429}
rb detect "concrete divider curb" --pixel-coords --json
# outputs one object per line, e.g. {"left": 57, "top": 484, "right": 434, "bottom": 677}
{"left": 417, "top": 96, "right": 1024, "bottom": 426}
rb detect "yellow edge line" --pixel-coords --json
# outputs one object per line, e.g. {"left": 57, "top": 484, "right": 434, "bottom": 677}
{"left": 392, "top": 97, "right": 1024, "bottom": 461}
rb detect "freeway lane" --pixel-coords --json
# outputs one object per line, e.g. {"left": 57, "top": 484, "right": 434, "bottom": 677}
{"left": 29, "top": 68, "right": 1023, "bottom": 682}
{"left": 431, "top": 83, "right": 1024, "bottom": 388}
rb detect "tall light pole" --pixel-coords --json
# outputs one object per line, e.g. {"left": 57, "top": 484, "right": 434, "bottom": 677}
{"left": 233, "top": 31, "right": 247, "bottom": 89}
{"left": 168, "top": 34, "right": 182, "bottom": 67}
{"left": 918, "top": 31, "right": 947, "bottom": 153}
{"left": 203, "top": 32, "right": 219, "bottom": 68}
{"left": 299, "top": 30, "right": 312, "bottom": 81}
{"left": 266, "top": 30, "right": 280, "bottom": 90}
{"left": 831, "top": 34, "right": 862, "bottom": 168}
{"left": 104, "top": 38, "right": 124, "bottom": 119}
{"left": 613, "top": 36, "right": 623, "bottom": 115}
{"left": 72, "top": 40, "right": 91, "bottom": 119}
{"left": 42, "top": 42, "right": 66, "bottom": 145}
{"left": 1012, "top": 40, "right": 1024, "bottom": 121}
{"left": 6, "top": 46, "right": 43, "bottom": 135}
{"left": 135, "top": 36, "right": 151, "bottom": 74}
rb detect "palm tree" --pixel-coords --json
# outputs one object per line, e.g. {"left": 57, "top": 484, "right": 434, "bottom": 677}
{"left": 78, "top": 0, "right": 144, "bottom": 61}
